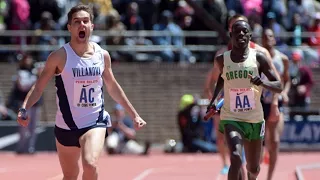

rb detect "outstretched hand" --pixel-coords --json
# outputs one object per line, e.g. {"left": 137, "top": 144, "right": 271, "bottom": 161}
{"left": 133, "top": 116, "right": 146, "bottom": 130}
{"left": 17, "top": 109, "right": 29, "bottom": 127}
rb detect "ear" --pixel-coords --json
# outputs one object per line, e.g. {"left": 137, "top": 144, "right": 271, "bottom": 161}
{"left": 248, "top": 32, "right": 252, "bottom": 40}
{"left": 67, "top": 24, "right": 71, "bottom": 32}
{"left": 91, "top": 23, "right": 94, "bottom": 31}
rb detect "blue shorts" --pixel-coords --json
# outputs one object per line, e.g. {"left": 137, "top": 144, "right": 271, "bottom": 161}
{"left": 54, "top": 125, "right": 108, "bottom": 148}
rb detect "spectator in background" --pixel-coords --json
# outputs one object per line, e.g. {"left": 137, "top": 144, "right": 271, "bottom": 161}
{"left": 0, "top": 0, "right": 8, "bottom": 31}
{"left": 225, "top": 0, "right": 244, "bottom": 15}
{"left": 153, "top": 10, "right": 194, "bottom": 63}
{"left": 134, "top": 0, "right": 160, "bottom": 30}
{"left": 105, "top": 9, "right": 135, "bottom": 62}
{"left": 248, "top": 11, "right": 263, "bottom": 44}
{"left": 6, "top": 53, "right": 43, "bottom": 154}
{"left": 92, "top": 3, "right": 107, "bottom": 31}
{"left": 121, "top": 2, "right": 144, "bottom": 31}
{"left": 203, "top": 0, "right": 227, "bottom": 29}
{"left": 285, "top": 0, "right": 315, "bottom": 29}
{"left": 308, "top": 13, "right": 320, "bottom": 50}
{"left": 121, "top": 2, "right": 154, "bottom": 62}
{"left": 31, "top": 11, "right": 60, "bottom": 62}
{"left": 6, "top": 0, "right": 30, "bottom": 47}
{"left": 106, "top": 104, "right": 150, "bottom": 155}
{"left": 174, "top": 0, "right": 194, "bottom": 30}
{"left": 265, "top": 12, "right": 285, "bottom": 46}
{"left": 288, "top": 13, "right": 319, "bottom": 66}
{"left": 288, "top": 52, "right": 314, "bottom": 120}
{"left": 262, "top": 0, "right": 287, "bottom": 27}
{"left": 28, "top": 0, "right": 63, "bottom": 25}
{"left": 0, "top": 87, "right": 16, "bottom": 121}
{"left": 308, "top": 13, "right": 320, "bottom": 65}
{"left": 241, "top": 0, "right": 263, "bottom": 16}
{"left": 81, "top": 0, "right": 113, "bottom": 16}
{"left": 288, "top": 13, "right": 306, "bottom": 47}
{"left": 177, "top": 94, "right": 215, "bottom": 153}
{"left": 89, "top": 3, "right": 107, "bottom": 44}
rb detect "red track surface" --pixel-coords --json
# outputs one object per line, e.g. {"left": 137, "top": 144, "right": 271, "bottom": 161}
{"left": 0, "top": 152, "right": 318, "bottom": 180}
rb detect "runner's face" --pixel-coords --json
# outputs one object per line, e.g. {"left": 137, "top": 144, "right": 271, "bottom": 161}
{"left": 67, "top": 10, "right": 94, "bottom": 43}
{"left": 230, "top": 21, "right": 251, "bottom": 49}
{"left": 262, "top": 29, "right": 276, "bottom": 48}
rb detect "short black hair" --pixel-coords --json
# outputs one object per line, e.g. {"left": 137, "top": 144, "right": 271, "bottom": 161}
{"left": 228, "top": 14, "right": 248, "bottom": 27}
{"left": 231, "top": 20, "right": 251, "bottom": 32}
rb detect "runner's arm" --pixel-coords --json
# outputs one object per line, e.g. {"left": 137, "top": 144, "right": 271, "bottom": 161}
{"left": 210, "top": 55, "right": 224, "bottom": 105}
{"left": 204, "top": 65, "right": 221, "bottom": 99}
{"left": 256, "top": 51, "right": 283, "bottom": 93}
{"left": 281, "top": 54, "right": 291, "bottom": 96}
{"left": 204, "top": 48, "right": 226, "bottom": 99}
{"left": 255, "top": 44, "right": 280, "bottom": 80}
{"left": 22, "top": 51, "right": 60, "bottom": 110}
{"left": 255, "top": 44, "right": 282, "bottom": 105}
{"left": 102, "top": 50, "right": 140, "bottom": 119}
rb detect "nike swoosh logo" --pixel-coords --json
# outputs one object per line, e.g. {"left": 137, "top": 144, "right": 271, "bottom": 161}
{"left": 83, "top": 84, "right": 91, "bottom": 87}
{"left": 93, "top": 62, "right": 98, "bottom": 65}
{"left": 237, "top": 92, "right": 244, "bottom": 95}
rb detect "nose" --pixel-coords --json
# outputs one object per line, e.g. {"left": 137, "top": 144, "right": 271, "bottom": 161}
{"left": 79, "top": 21, "right": 86, "bottom": 29}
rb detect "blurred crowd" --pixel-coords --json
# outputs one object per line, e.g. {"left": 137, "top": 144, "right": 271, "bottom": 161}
{"left": 0, "top": 0, "right": 319, "bottom": 64}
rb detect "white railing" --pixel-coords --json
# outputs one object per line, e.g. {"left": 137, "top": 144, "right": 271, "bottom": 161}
{"left": 0, "top": 30, "right": 219, "bottom": 37}
{"left": 0, "top": 30, "right": 320, "bottom": 52}
{"left": 2, "top": 29, "right": 320, "bottom": 37}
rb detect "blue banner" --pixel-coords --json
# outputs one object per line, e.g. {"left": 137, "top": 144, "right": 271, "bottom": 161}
{"left": 281, "top": 120, "right": 320, "bottom": 144}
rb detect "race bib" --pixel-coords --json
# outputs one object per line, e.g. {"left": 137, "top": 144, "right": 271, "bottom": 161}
{"left": 73, "top": 79, "right": 100, "bottom": 108}
{"left": 229, "top": 88, "right": 256, "bottom": 113}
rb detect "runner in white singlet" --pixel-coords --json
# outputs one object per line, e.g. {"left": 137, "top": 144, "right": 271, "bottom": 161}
{"left": 261, "top": 28, "right": 290, "bottom": 180}
{"left": 17, "top": 4, "right": 146, "bottom": 180}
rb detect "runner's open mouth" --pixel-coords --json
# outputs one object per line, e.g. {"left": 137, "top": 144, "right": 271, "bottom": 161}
{"left": 79, "top": 31, "right": 85, "bottom": 38}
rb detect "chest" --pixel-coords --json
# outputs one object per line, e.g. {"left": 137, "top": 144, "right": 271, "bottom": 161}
{"left": 224, "top": 61, "right": 258, "bottom": 81}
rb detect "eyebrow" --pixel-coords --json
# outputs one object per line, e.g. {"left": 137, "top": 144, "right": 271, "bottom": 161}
{"left": 73, "top": 17, "right": 89, "bottom": 21}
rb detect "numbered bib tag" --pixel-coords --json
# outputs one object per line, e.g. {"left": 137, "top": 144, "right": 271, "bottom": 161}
{"left": 229, "top": 88, "right": 256, "bottom": 113}
{"left": 74, "top": 80, "right": 100, "bottom": 108}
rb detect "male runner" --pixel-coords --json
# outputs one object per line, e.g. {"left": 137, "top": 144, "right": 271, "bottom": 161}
{"left": 17, "top": 4, "right": 146, "bottom": 180}
{"left": 204, "top": 14, "right": 280, "bottom": 175}
{"left": 210, "top": 21, "right": 282, "bottom": 180}
{"left": 261, "top": 28, "right": 290, "bottom": 180}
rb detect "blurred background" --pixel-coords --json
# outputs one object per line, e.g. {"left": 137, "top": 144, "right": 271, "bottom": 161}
{"left": 0, "top": 0, "right": 319, "bottom": 159}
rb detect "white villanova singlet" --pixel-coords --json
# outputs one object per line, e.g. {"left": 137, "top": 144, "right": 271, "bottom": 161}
{"left": 55, "top": 42, "right": 111, "bottom": 130}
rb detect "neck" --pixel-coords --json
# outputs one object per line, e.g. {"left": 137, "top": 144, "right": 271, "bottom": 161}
{"left": 230, "top": 47, "right": 249, "bottom": 62}
{"left": 267, "top": 47, "right": 275, "bottom": 57}
{"left": 69, "top": 39, "right": 92, "bottom": 57}
{"left": 232, "top": 46, "right": 249, "bottom": 54}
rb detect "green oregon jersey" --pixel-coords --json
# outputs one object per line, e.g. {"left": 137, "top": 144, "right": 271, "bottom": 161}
{"left": 220, "top": 48, "right": 264, "bottom": 123}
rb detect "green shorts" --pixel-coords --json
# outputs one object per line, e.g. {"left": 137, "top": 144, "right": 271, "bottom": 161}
{"left": 219, "top": 120, "right": 265, "bottom": 141}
